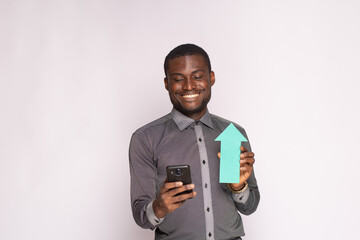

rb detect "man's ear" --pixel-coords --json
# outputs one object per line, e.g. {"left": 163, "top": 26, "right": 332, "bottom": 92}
{"left": 210, "top": 71, "right": 215, "bottom": 86}
{"left": 164, "top": 77, "right": 169, "bottom": 91}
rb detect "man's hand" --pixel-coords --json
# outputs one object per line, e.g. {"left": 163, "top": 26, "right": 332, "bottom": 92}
{"left": 153, "top": 181, "right": 196, "bottom": 218}
{"left": 218, "top": 146, "right": 255, "bottom": 190}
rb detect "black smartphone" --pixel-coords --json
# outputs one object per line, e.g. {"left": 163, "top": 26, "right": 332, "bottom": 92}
{"left": 166, "top": 165, "right": 193, "bottom": 196}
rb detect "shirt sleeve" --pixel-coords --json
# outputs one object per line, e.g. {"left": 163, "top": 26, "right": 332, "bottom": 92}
{"left": 232, "top": 128, "right": 260, "bottom": 215}
{"left": 233, "top": 170, "right": 260, "bottom": 215}
{"left": 146, "top": 200, "right": 165, "bottom": 226}
{"left": 129, "top": 132, "right": 158, "bottom": 230}
{"left": 231, "top": 185, "right": 251, "bottom": 203}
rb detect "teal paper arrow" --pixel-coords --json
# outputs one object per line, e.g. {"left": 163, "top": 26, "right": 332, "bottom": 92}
{"left": 215, "top": 123, "right": 248, "bottom": 183}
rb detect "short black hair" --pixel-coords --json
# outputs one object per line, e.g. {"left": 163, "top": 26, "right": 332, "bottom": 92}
{"left": 164, "top": 43, "right": 212, "bottom": 76}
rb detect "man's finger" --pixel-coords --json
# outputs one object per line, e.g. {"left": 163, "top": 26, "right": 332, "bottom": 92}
{"left": 217, "top": 152, "right": 221, "bottom": 159}
{"left": 168, "top": 184, "right": 195, "bottom": 197}
{"left": 240, "top": 158, "right": 255, "bottom": 166}
{"left": 160, "top": 181, "right": 183, "bottom": 193}
{"left": 240, "top": 151, "right": 255, "bottom": 159}
{"left": 172, "top": 190, "right": 197, "bottom": 203}
{"left": 240, "top": 164, "right": 253, "bottom": 171}
{"left": 240, "top": 146, "right": 248, "bottom": 152}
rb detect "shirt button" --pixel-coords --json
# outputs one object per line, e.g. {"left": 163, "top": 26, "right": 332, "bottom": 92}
{"left": 199, "top": 137, "right": 202, "bottom": 142}
{"left": 202, "top": 160, "right": 206, "bottom": 165}
{"left": 205, "top": 183, "right": 208, "bottom": 188}
{"left": 208, "top": 232, "right": 212, "bottom": 237}
{"left": 207, "top": 207, "right": 210, "bottom": 212}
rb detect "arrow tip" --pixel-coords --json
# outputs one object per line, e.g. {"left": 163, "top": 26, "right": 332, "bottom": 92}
{"left": 215, "top": 123, "right": 248, "bottom": 142}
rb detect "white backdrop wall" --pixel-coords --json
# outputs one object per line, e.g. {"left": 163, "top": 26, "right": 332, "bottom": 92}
{"left": 1, "top": 1, "right": 360, "bottom": 239}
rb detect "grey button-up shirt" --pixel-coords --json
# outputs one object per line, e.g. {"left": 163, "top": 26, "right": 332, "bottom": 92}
{"left": 129, "top": 108, "right": 260, "bottom": 240}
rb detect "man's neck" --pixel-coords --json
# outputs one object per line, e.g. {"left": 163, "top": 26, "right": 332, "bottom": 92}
{"left": 178, "top": 109, "right": 207, "bottom": 121}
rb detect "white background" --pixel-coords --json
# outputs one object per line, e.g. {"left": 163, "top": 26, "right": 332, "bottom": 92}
{"left": 1, "top": 1, "right": 360, "bottom": 239}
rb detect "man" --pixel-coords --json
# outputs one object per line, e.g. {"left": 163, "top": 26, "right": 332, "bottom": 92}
{"left": 129, "top": 44, "right": 260, "bottom": 240}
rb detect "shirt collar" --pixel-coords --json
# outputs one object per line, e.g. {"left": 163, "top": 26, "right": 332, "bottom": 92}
{"left": 171, "top": 108, "right": 214, "bottom": 131}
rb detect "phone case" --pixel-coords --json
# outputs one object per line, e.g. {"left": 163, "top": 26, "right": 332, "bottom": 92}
{"left": 166, "top": 165, "right": 193, "bottom": 195}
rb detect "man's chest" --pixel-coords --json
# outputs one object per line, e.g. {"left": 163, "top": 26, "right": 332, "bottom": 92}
{"left": 153, "top": 127, "right": 221, "bottom": 183}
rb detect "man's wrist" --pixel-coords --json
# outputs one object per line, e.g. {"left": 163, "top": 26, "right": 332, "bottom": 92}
{"left": 146, "top": 200, "right": 165, "bottom": 226}
{"left": 153, "top": 199, "right": 166, "bottom": 218}
{"left": 230, "top": 184, "right": 250, "bottom": 203}
{"left": 228, "top": 182, "right": 248, "bottom": 193}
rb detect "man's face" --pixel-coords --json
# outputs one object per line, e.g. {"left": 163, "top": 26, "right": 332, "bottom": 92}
{"left": 164, "top": 54, "right": 215, "bottom": 120}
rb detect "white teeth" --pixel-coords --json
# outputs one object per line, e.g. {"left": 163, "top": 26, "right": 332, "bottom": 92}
{"left": 183, "top": 94, "right": 199, "bottom": 98}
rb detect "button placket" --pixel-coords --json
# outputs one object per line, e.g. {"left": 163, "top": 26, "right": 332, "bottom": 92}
{"left": 194, "top": 125, "right": 214, "bottom": 240}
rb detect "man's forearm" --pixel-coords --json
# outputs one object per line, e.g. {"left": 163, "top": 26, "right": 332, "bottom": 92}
{"left": 132, "top": 198, "right": 157, "bottom": 230}
{"left": 234, "top": 185, "right": 260, "bottom": 215}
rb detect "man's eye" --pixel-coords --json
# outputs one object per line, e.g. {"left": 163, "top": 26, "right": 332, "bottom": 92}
{"left": 194, "top": 75, "right": 203, "bottom": 80}
{"left": 174, "top": 78, "right": 183, "bottom": 82}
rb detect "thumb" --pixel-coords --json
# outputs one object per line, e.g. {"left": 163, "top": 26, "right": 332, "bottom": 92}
{"left": 217, "top": 152, "right": 221, "bottom": 159}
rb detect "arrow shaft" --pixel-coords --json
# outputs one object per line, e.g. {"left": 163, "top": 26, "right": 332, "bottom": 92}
{"left": 219, "top": 142, "right": 242, "bottom": 183}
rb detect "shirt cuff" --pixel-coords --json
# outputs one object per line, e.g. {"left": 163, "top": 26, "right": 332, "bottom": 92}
{"left": 146, "top": 200, "right": 165, "bottom": 226}
{"left": 231, "top": 186, "right": 250, "bottom": 204}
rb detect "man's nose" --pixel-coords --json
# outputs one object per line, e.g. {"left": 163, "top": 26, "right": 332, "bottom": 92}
{"left": 183, "top": 77, "right": 196, "bottom": 90}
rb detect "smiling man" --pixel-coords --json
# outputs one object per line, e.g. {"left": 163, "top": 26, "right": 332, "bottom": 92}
{"left": 129, "top": 44, "right": 260, "bottom": 240}
{"left": 164, "top": 54, "right": 214, "bottom": 120}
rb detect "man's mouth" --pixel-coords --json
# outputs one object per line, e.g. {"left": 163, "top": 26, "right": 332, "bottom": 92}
{"left": 182, "top": 93, "right": 200, "bottom": 99}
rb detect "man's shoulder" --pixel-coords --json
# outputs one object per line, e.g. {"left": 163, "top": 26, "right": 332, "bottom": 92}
{"left": 210, "top": 113, "right": 246, "bottom": 132}
{"left": 133, "top": 113, "right": 172, "bottom": 136}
